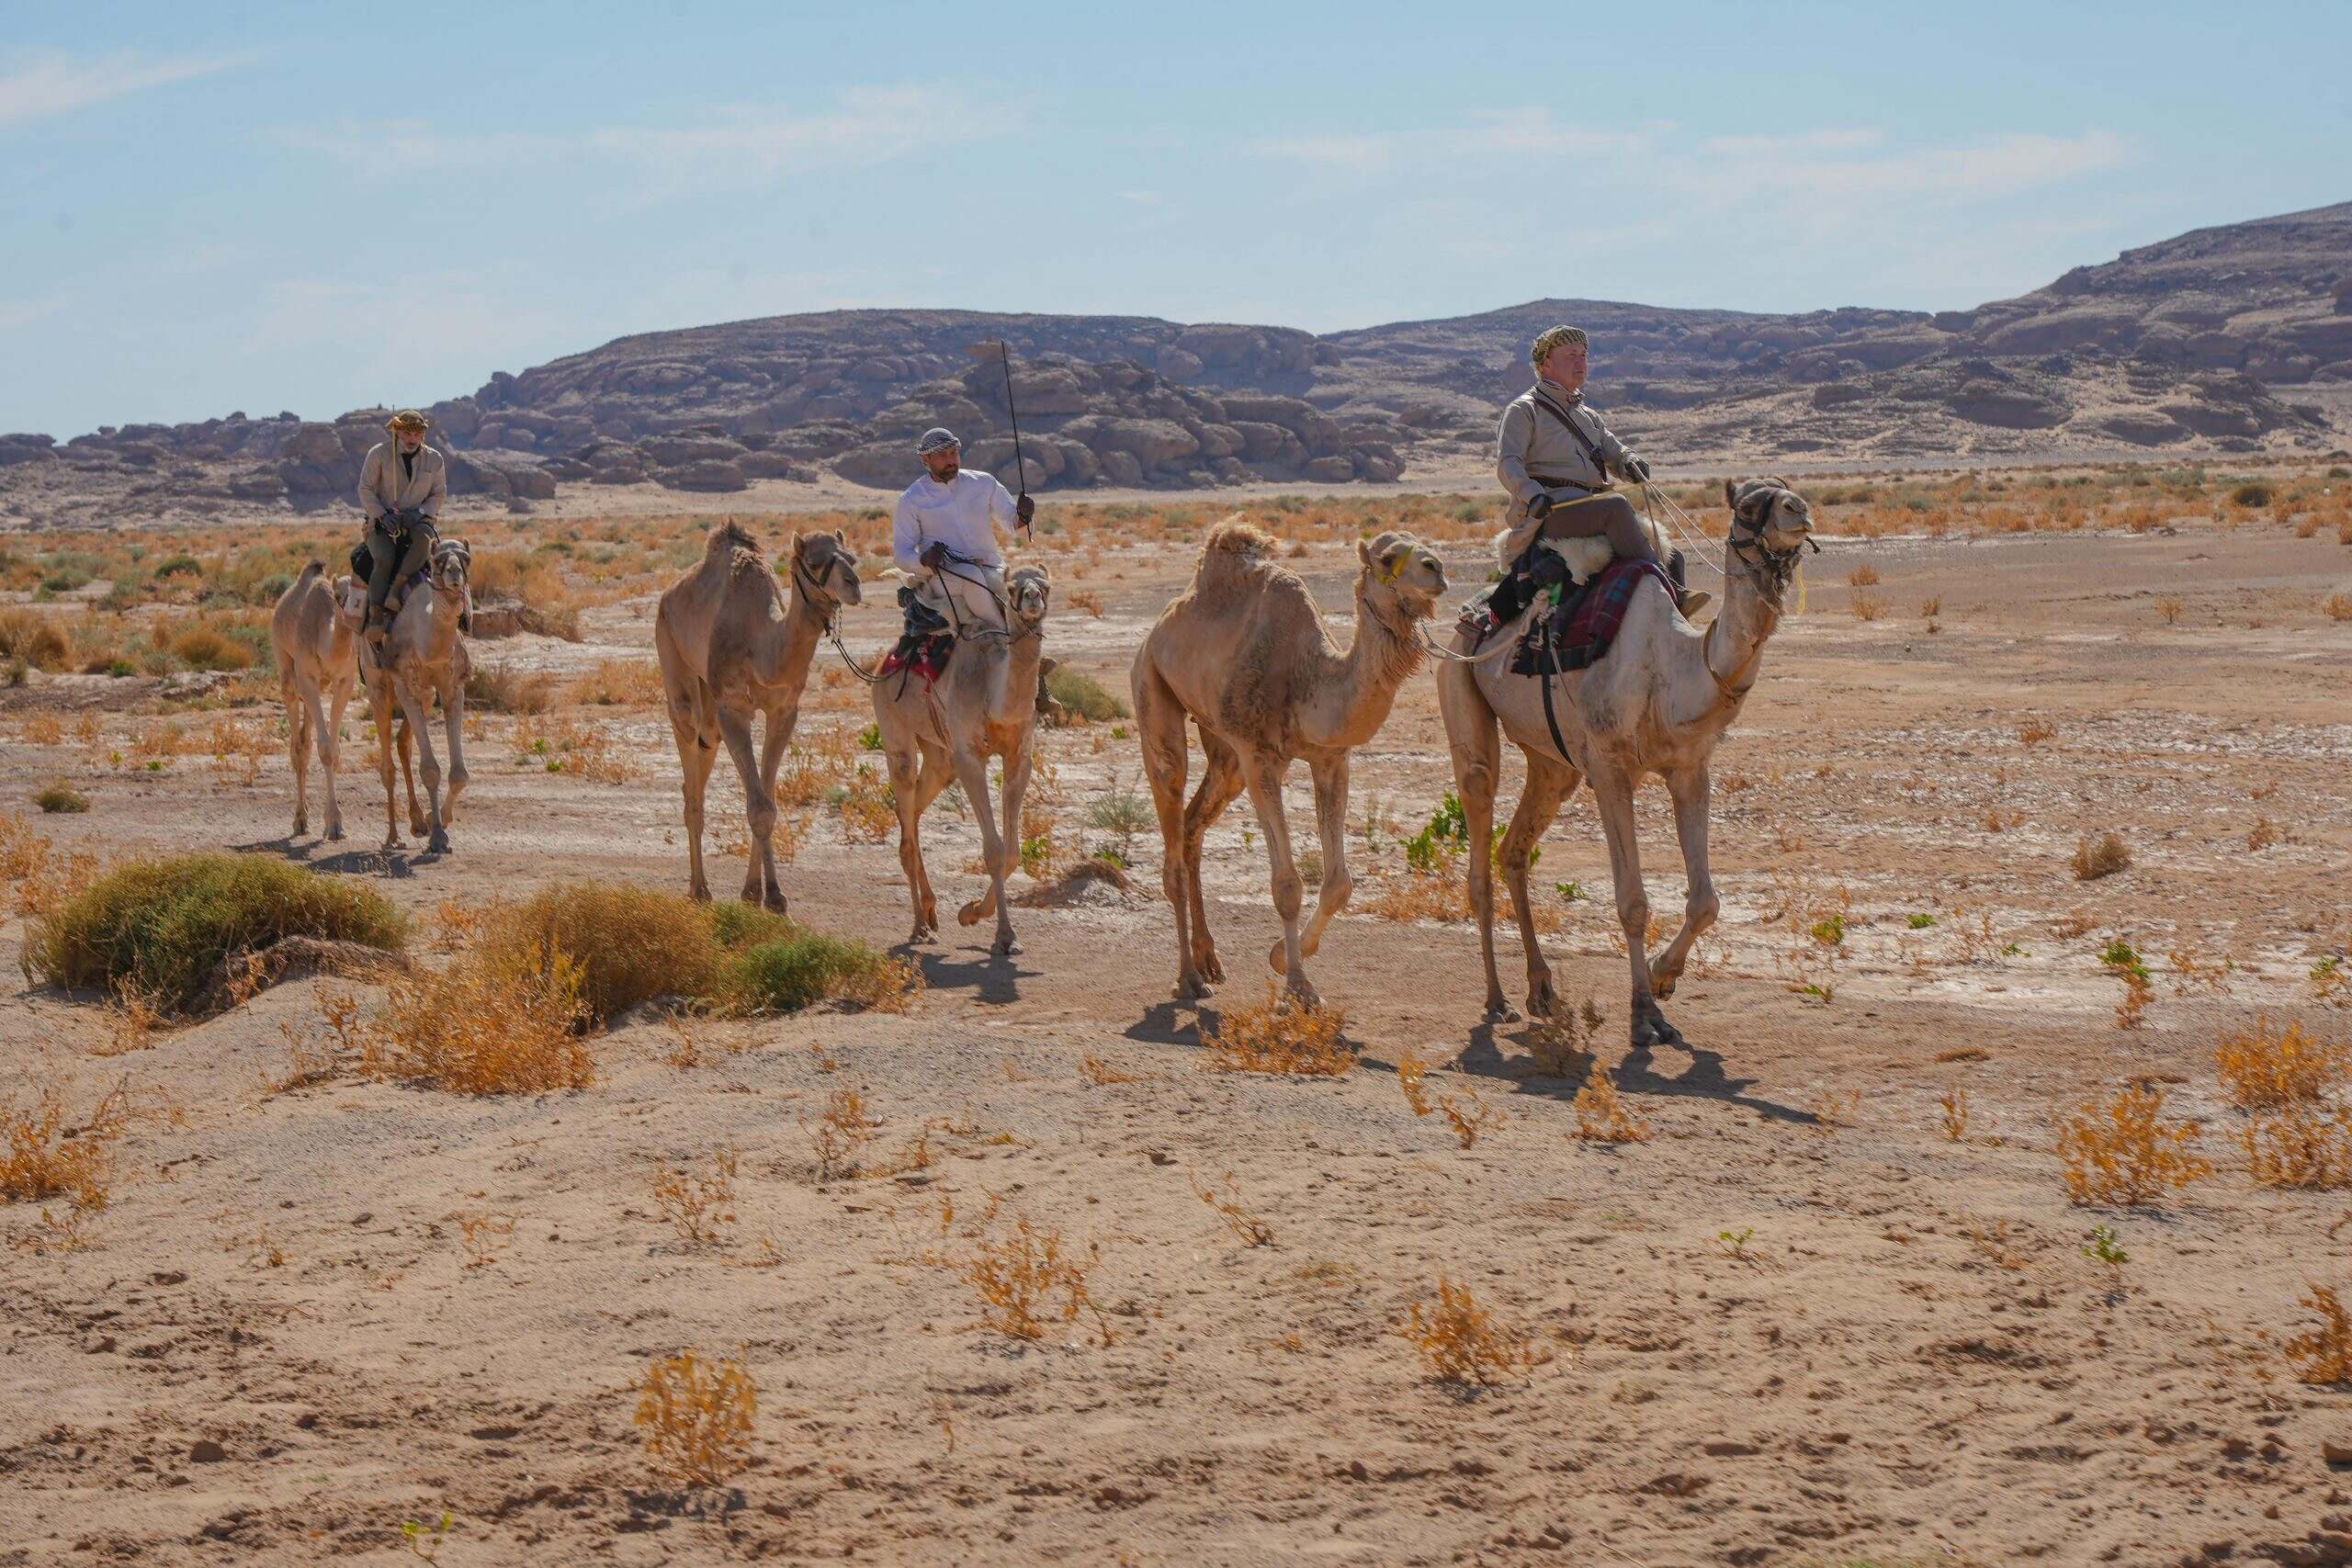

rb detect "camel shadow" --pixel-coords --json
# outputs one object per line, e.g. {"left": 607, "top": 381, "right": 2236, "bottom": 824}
{"left": 898, "top": 942, "right": 1027, "bottom": 1006}
{"left": 1451, "top": 1019, "right": 1811, "bottom": 1124}
{"left": 1125, "top": 999, "right": 1216, "bottom": 1049}
{"left": 233, "top": 838, "right": 420, "bottom": 879}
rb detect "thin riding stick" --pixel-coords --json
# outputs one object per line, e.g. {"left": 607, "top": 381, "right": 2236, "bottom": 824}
{"left": 999, "top": 341, "right": 1031, "bottom": 541}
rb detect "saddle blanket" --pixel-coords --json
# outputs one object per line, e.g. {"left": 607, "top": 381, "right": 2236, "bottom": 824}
{"left": 1509, "top": 557, "right": 1677, "bottom": 677}
{"left": 878, "top": 632, "right": 956, "bottom": 691}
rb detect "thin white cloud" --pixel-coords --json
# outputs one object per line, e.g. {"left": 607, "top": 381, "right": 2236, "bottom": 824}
{"left": 1260, "top": 109, "right": 1652, "bottom": 175}
{"left": 0, "top": 51, "right": 240, "bottom": 129}
{"left": 1720, "top": 130, "right": 2132, "bottom": 199}
{"left": 286, "top": 86, "right": 1005, "bottom": 192}
{"left": 1700, "top": 128, "right": 1883, "bottom": 157}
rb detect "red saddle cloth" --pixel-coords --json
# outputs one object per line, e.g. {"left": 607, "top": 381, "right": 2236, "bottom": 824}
{"left": 877, "top": 633, "right": 955, "bottom": 691}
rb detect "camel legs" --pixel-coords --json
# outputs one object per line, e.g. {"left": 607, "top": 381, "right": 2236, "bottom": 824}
{"left": 1500, "top": 753, "right": 1582, "bottom": 1021}
{"left": 1239, "top": 754, "right": 1318, "bottom": 1008}
{"left": 395, "top": 716, "right": 426, "bottom": 838}
{"left": 299, "top": 673, "right": 344, "bottom": 841}
{"left": 744, "top": 703, "right": 801, "bottom": 905}
{"left": 1182, "top": 733, "right": 1245, "bottom": 987}
{"left": 368, "top": 677, "right": 405, "bottom": 851}
{"left": 882, "top": 732, "right": 939, "bottom": 942}
{"left": 1647, "top": 765, "right": 1720, "bottom": 1000}
{"left": 1268, "top": 754, "right": 1354, "bottom": 976}
{"left": 282, "top": 679, "right": 311, "bottom": 839}
{"left": 1446, "top": 672, "right": 1510, "bottom": 1017}
{"left": 1134, "top": 664, "right": 1207, "bottom": 1001}
{"left": 395, "top": 680, "right": 449, "bottom": 854}
{"left": 715, "top": 703, "right": 783, "bottom": 912}
{"left": 1588, "top": 765, "right": 1679, "bottom": 1048}
{"left": 657, "top": 628, "right": 719, "bottom": 901}
{"left": 439, "top": 680, "right": 468, "bottom": 828}
{"left": 950, "top": 746, "right": 1011, "bottom": 941}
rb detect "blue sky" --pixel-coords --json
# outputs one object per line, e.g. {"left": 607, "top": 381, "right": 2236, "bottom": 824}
{"left": 4, "top": 0, "right": 2346, "bottom": 436}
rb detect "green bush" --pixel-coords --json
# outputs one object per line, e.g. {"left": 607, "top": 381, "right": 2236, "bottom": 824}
{"left": 34, "top": 784, "right": 88, "bottom": 814}
{"left": 25, "top": 853, "right": 408, "bottom": 1014}
{"left": 481, "top": 883, "right": 725, "bottom": 1025}
{"left": 153, "top": 555, "right": 203, "bottom": 579}
{"left": 1047, "top": 667, "right": 1130, "bottom": 722}
{"left": 721, "top": 931, "right": 899, "bottom": 1014}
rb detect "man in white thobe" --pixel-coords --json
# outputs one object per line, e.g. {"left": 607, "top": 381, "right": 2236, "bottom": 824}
{"left": 889, "top": 426, "right": 1052, "bottom": 713}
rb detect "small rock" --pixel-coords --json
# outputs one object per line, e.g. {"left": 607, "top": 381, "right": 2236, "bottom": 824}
{"left": 189, "top": 1439, "right": 227, "bottom": 1463}
{"left": 149, "top": 1270, "right": 186, "bottom": 1286}
{"left": 2325, "top": 1438, "right": 2352, "bottom": 1467}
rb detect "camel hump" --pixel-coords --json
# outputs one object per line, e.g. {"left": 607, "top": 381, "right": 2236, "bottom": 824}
{"left": 1196, "top": 517, "right": 1281, "bottom": 584}
{"left": 297, "top": 559, "right": 323, "bottom": 581}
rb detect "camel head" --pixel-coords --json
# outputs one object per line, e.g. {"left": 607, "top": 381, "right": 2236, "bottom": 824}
{"left": 428, "top": 537, "right": 472, "bottom": 597}
{"left": 1356, "top": 531, "right": 1448, "bottom": 621}
{"left": 791, "top": 529, "right": 863, "bottom": 609}
{"left": 1724, "top": 478, "right": 1816, "bottom": 603}
{"left": 1006, "top": 563, "right": 1051, "bottom": 626}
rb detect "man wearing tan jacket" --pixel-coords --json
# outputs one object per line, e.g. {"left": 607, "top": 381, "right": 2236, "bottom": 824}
{"left": 1487, "top": 325, "right": 1705, "bottom": 626}
{"left": 356, "top": 410, "right": 447, "bottom": 641}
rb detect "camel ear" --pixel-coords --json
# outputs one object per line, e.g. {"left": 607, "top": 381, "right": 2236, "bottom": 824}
{"left": 1724, "top": 479, "right": 1739, "bottom": 509}
{"left": 1357, "top": 537, "right": 1373, "bottom": 567}
{"left": 832, "top": 528, "right": 845, "bottom": 543}
{"left": 788, "top": 530, "right": 809, "bottom": 558}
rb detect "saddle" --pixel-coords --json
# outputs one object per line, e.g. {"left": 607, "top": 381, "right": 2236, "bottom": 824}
{"left": 879, "top": 583, "right": 956, "bottom": 693}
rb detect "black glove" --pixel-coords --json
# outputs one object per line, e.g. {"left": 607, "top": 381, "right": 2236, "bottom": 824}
{"left": 920, "top": 541, "right": 948, "bottom": 570}
{"left": 1622, "top": 455, "right": 1652, "bottom": 484}
{"left": 1526, "top": 492, "right": 1554, "bottom": 522}
{"left": 1015, "top": 494, "right": 1035, "bottom": 525}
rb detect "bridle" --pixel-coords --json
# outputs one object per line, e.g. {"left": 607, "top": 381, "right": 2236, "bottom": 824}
{"left": 792, "top": 551, "right": 884, "bottom": 683}
{"left": 1701, "top": 488, "right": 1817, "bottom": 709}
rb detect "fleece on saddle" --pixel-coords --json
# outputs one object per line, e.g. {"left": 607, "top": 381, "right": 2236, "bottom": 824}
{"left": 1510, "top": 556, "right": 1676, "bottom": 676}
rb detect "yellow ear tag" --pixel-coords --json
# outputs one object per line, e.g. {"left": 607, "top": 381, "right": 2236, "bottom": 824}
{"left": 1380, "top": 555, "right": 1406, "bottom": 584}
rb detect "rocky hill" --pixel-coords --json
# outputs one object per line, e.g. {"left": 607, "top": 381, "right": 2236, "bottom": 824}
{"left": 3, "top": 201, "right": 2345, "bottom": 529}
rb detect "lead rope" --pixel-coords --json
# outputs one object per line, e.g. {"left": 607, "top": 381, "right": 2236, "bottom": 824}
{"left": 794, "top": 561, "right": 887, "bottom": 684}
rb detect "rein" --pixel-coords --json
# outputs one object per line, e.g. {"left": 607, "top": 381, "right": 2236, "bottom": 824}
{"left": 792, "top": 558, "right": 886, "bottom": 684}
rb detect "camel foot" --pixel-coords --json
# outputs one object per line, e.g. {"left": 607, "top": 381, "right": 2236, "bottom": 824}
{"left": 956, "top": 898, "right": 990, "bottom": 928}
{"left": 1283, "top": 976, "right": 1325, "bottom": 1011}
{"left": 763, "top": 888, "right": 787, "bottom": 916}
{"left": 409, "top": 817, "right": 429, "bottom": 838}
{"left": 991, "top": 933, "right": 1022, "bottom": 959}
{"left": 1649, "top": 962, "right": 1683, "bottom": 999}
{"left": 293, "top": 815, "right": 308, "bottom": 838}
{"left": 426, "top": 829, "right": 450, "bottom": 855}
{"left": 1195, "top": 949, "right": 1226, "bottom": 985}
{"left": 1526, "top": 975, "right": 1559, "bottom": 1021}
{"left": 1172, "top": 973, "right": 1212, "bottom": 1003}
{"left": 688, "top": 883, "right": 712, "bottom": 903}
{"left": 1485, "top": 994, "right": 1522, "bottom": 1023}
{"left": 1630, "top": 1003, "right": 1685, "bottom": 1050}
{"left": 910, "top": 923, "right": 936, "bottom": 944}
{"left": 325, "top": 824, "right": 345, "bottom": 843}
{"left": 384, "top": 833, "right": 404, "bottom": 851}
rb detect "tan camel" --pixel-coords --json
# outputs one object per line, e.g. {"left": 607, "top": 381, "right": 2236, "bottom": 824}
{"left": 654, "top": 524, "right": 863, "bottom": 909}
{"left": 267, "top": 563, "right": 362, "bottom": 841}
{"left": 356, "top": 536, "right": 473, "bottom": 854}
{"left": 1132, "top": 521, "right": 1447, "bottom": 1007}
{"left": 871, "top": 564, "right": 1052, "bottom": 955}
{"left": 1437, "top": 478, "right": 1816, "bottom": 1046}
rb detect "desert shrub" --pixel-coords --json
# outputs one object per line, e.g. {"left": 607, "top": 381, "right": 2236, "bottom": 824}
{"left": 153, "top": 554, "right": 202, "bottom": 580}
{"left": 2229, "top": 481, "right": 2272, "bottom": 507}
{"left": 34, "top": 784, "right": 88, "bottom": 814}
{"left": 1047, "top": 667, "right": 1129, "bottom": 722}
{"left": 2243, "top": 1109, "right": 2352, "bottom": 1190}
{"left": 0, "top": 610, "right": 70, "bottom": 671}
{"left": 167, "top": 625, "right": 255, "bottom": 671}
{"left": 2071, "top": 832, "right": 2131, "bottom": 881}
{"left": 2287, "top": 1286, "right": 2352, "bottom": 1385}
{"left": 1, "top": 1079, "right": 129, "bottom": 1213}
{"left": 720, "top": 930, "right": 916, "bottom": 1015}
{"left": 2055, "top": 1083, "right": 2213, "bottom": 1207}
{"left": 1203, "top": 986, "right": 1353, "bottom": 1075}
{"left": 464, "top": 661, "right": 557, "bottom": 715}
{"left": 364, "top": 933, "right": 593, "bottom": 1094}
{"left": 24, "top": 853, "right": 407, "bottom": 1015}
{"left": 1397, "top": 1276, "right": 1551, "bottom": 1385}
{"left": 2216, "top": 1016, "right": 2346, "bottom": 1110}
{"left": 481, "top": 883, "right": 725, "bottom": 1025}
{"left": 636, "top": 1349, "right": 757, "bottom": 1485}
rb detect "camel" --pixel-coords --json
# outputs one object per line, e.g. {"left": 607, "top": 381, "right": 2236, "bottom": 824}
{"left": 356, "top": 536, "right": 473, "bottom": 854}
{"left": 654, "top": 525, "right": 863, "bottom": 909}
{"left": 870, "top": 563, "right": 1052, "bottom": 956}
{"left": 1436, "top": 478, "right": 1817, "bottom": 1046}
{"left": 267, "top": 563, "right": 363, "bottom": 841}
{"left": 1132, "top": 521, "right": 1447, "bottom": 1007}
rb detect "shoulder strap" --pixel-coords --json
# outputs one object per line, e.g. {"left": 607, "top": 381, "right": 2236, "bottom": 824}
{"left": 1532, "top": 391, "right": 1611, "bottom": 477}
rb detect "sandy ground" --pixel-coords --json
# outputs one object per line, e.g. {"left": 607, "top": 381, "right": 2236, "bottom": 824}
{"left": 3, "top": 507, "right": 2351, "bottom": 1566}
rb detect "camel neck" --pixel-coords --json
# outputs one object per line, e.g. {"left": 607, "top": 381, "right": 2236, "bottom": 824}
{"left": 1328, "top": 583, "right": 1423, "bottom": 746}
{"left": 1700, "top": 552, "right": 1781, "bottom": 711}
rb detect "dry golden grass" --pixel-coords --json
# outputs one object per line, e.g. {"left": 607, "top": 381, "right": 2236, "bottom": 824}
{"left": 1939, "top": 1086, "right": 1970, "bottom": 1143}
{"left": 1849, "top": 592, "right": 1885, "bottom": 622}
{"left": 2215, "top": 1016, "right": 2346, "bottom": 1110}
{"left": 1191, "top": 1169, "right": 1273, "bottom": 1247}
{"left": 2154, "top": 595, "right": 2184, "bottom": 626}
{"left": 1807, "top": 1088, "right": 1862, "bottom": 1130}
{"left": 804, "top": 1087, "right": 877, "bottom": 1179}
{"left": 1360, "top": 861, "right": 1465, "bottom": 925}
{"left": 361, "top": 935, "right": 594, "bottom": 1095}
{"left": 94, "top": 983, "right": 164, "bottom": 1057}
{"left": 1525, "top": 997, "right": 1602, "bottom": 1077}
{"left": 17, "top": 713, "right": 62, "bottom": 746}
{"left": 0, "top": 1080, "right": 129, "bottom": 1225}
{"left": 1572, "top": 1068, "right": 1652, "bottom": 1144}
{"left": 2247, "top": 816, "right": 2281, "bottom": 852}
{"left": 956, "top": 1215, "right": 1107, "bottom": 1342}
{"left": 2286, "top": 1286, "right": 2352, "bottom": 1386}
{"left": 2070, "top": 831, "right": 2131, "bottom": 881}
{"left": 1202, "top": 986, "right": 1353, "bottom": 1076}
{"left": 836, "top": 762, "right": 897, "bottom": 842}
{"left": 636, "top": 1349, "right": 757, "bottom": 1486}
{"left": 2242, "top": 1109, "right": 2352, "bottom": 1190}
{"left": 514, "top": 712, "right": 638, "bottom": 784}
{"left": 456, "top": 1213, "right": 515, "bottom": 1270}
{"left": 2017, "top": 717, "right": 2057, "bottom": 746}
{"left": 2055, "top": 1083, "right": 2214, "bottom": 1207}
{"left": 1397, "top": 1276, "right": 1553, "bottom": 1386}
{"left": 568, "top": 659, "right": 665, "bottom": 707}
{"left": 2326, "top": 592, "right": 2352, "bottom": 624}
{"left": 650, "top": 1146, "right": 740, "bottom": 1244}
{"left": 1437, "top": 1081, "right": 1504, "bottom": 1148}
{"left": 1078, "top": 1052, "right": 1145, "bottom": 1086}
{"left": 1396, "top": 1046, "right": 1435, "bottom": 1115}
{"left": 1845, "top": 563, "right": 1880, "bottom": 587}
